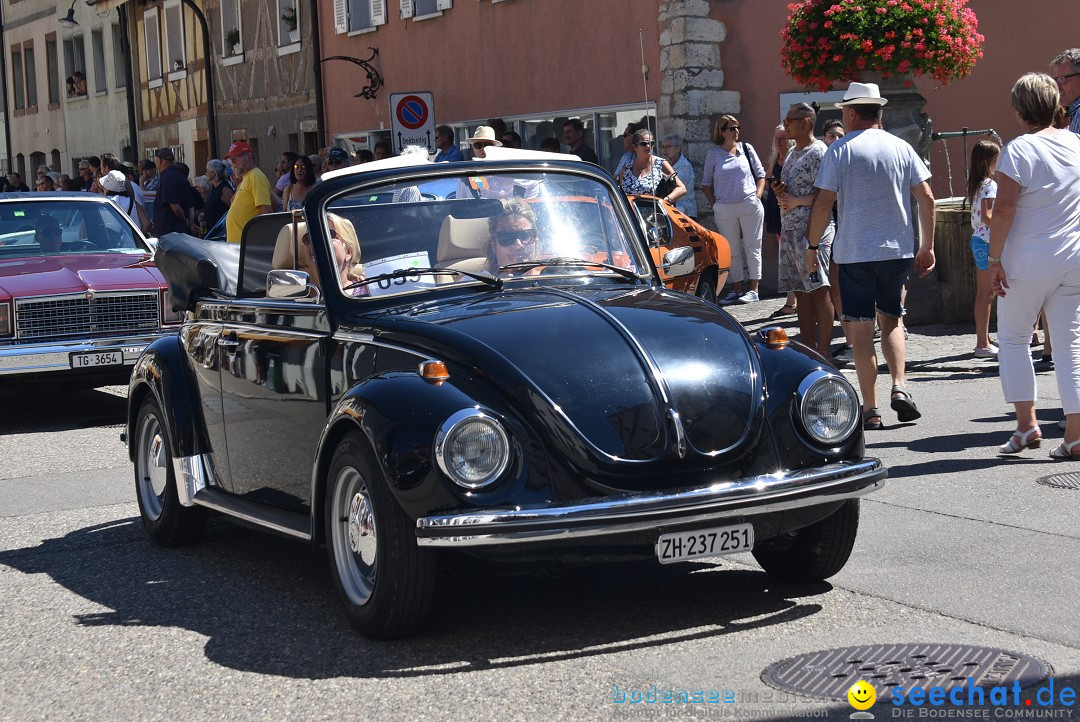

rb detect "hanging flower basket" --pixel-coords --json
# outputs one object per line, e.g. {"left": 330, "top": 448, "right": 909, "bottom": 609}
{"left": 780, "top": 0, "right": 985, "bottom": 92}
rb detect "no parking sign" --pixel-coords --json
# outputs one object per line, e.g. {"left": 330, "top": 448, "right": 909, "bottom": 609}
{"left": 389, "top": 92, "right": 436, "bottom": 154}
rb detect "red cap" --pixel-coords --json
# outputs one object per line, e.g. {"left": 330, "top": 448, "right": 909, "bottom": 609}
{"left": 225, "top": 140, "right": 254, "bottom": 159}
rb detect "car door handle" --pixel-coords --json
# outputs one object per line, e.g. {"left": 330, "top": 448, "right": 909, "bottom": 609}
{"left": 217, "top": 334, "right": 240, "bottom": 348}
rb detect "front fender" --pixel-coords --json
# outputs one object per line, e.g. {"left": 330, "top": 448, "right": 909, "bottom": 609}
{"left": 310, "top": 373, "right": 552, "bottom": 542}
{"left": 127, "top": 334, "right": 206, "bottom": 463}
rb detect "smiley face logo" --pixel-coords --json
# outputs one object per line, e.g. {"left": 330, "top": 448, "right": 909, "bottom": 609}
{"left": 847, "top": 680, "right": 877, "bottom": 710}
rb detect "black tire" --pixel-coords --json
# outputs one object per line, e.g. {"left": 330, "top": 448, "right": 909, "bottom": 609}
{"left": 324, "top": 431, "right": 436, "bottom": 639}
{"left": 133, "top": 395, "right": 207, "bottom": 546}
{"left": 696, "top": 273, "right": 717, "bottom": 303}
{"left": 751, "top": 499, "right": 860, "bottom": 582}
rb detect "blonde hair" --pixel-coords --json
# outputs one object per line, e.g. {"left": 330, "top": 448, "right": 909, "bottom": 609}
{"left": 1011, "top": 72, "right": 1060, "bottom": 127}
{"left": 326, "top": 212, "right": 364, "bottom": 280}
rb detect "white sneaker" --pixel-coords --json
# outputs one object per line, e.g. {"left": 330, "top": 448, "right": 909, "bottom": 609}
{"left": 718, "top": 290, "right": 741, "bottom": 305}
{"left": 973, "top": 344, "right": 999, "bottom": 358}
{"left": 736, "top": 290, "right": 759, "bottom": 304}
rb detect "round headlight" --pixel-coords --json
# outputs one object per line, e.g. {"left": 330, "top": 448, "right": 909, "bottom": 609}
{"left": 435, "top": 409, "right": 511, "bottom": 489}
{"left": 799, "top": 373, "right": 860, "bottom": 445}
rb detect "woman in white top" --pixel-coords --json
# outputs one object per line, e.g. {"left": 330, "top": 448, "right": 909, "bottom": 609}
{"left": 989, "top": 73, "right": 1080, "bottom": 458}
{"left": 702, "top": 115, "right": 766, "bottom": 305}
{"left": 100, "top": 169, "right": 151, "bottom": 234}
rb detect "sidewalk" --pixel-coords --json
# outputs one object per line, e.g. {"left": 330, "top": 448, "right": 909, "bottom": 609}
{"left": 722, "top": 295, "right": 1034, "bottom": 376}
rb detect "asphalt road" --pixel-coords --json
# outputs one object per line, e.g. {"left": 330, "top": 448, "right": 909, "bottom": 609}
{"left": 1, "top": 373, "right": 1078, "bottom": 721}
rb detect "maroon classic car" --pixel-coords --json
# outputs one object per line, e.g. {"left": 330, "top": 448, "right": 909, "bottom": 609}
{"left": 0, "top": 192, "right": 181, "bottom": 386}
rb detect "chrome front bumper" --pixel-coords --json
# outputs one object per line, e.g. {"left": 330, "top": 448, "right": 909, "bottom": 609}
{"left": 415, "top": 458, "right": 885, "bottom": 548}
{"left": 0, "top": 333, "right": 174, "bottom": 375}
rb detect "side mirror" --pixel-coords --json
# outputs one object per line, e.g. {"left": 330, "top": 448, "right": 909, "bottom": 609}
{"left": 661, "top": 246, "right": 695, "bottom": 276}
{"left": 267, "top": 269, "right": 319, "bottom": 302}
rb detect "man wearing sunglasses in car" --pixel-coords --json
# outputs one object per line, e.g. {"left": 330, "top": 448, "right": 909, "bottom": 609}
{"left": 486, "top": 199, "right": 540, "bottom": 276}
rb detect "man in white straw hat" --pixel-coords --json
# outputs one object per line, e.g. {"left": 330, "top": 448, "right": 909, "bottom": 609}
{"left": 456, "top": 126, "right": 540, "bottom": 200}
{"left": 805, "top": 81, "right": 936, "bottom": 431}
{"left": 466, "top": 125, "right": 502, "bottom": 159}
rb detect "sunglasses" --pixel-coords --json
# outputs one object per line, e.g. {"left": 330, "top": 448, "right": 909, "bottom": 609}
{"left": 724, "top": 126, "right": 741, "bottom": 132}
{"left": 783, "top": 117, "right": 804, "bottom": 125}
{"left": 293, "top": 164, "right": 307, "bottom": 171}
{"left": 301, "top": 229, "right": 340, "bottom": 246}
{"left": 635, "top": 140, "right": 654, "bottom": 148}
{"left": 494, "top": 228, "right": 537, "bottom": 247}
{"left": 472, "top": 142, "right": 492, "bottom": 150}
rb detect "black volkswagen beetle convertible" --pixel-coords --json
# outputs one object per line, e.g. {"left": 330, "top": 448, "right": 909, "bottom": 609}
{"left": 128, "top": 148, "right": 885, "bottom": 639}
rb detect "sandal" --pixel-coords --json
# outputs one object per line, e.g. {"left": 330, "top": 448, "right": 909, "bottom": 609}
{"left": 1049, "top": 438, "right": 1080, "bottom": 460}
{"left": 890, "top": 385, "right": 921, "bottom": 422}
{"left": 770, "top": 304, "right": 797, "bottom": 317}
{"left": 862, "top": 407, "right": 882, "bottom": 430}
{"left": 999, "top": 426, "right": 1042, "bottom": 454}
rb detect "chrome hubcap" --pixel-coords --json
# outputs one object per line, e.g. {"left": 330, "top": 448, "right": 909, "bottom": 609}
{"left": 348, "top": 491, "right": 377, "bottom": 565}
{"left": 332, "top": 466, "right": 377, "bottom": 605}
{"left": 137, "top": 414, "right": 168, "bottom": 520}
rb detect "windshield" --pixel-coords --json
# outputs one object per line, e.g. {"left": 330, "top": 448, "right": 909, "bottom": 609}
{"left": 317, "top": 170, "right": 644, "bottom": 299}
{"left": 0, "top": 200, "right": 150, "bottom": 258}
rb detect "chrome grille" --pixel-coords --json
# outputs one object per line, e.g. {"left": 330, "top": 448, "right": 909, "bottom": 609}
{"left": 15, "top": 292, "right": 160, "bottom": 341}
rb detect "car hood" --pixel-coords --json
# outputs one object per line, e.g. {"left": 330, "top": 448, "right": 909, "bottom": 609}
{"left": 365, "top": 285, "right": 762, "bottom": 464}
{"left": 0, "top": 253, "right": 162, "bottom": 298}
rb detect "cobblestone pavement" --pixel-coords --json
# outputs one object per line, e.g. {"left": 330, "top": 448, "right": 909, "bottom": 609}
{"left": 722, "top": 294, "right": 1047, "bottom": 377}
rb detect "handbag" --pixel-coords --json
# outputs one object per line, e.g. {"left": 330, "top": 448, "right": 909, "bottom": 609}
{"left": 654, "top": 172, "right": 678, "bottom": 200}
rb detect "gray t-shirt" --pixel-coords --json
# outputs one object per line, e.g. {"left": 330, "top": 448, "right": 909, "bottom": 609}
{"left": 815, "top": 128, "right": 931, "bottom": 264}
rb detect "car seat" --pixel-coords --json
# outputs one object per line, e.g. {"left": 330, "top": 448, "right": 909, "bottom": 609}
{"left": 434, "top": 215, "right": 490, "bottom": 283}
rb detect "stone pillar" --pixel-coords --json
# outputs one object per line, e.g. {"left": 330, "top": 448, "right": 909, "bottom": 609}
{"left": 658, "top": 0, "right": 739, "bottom": 227}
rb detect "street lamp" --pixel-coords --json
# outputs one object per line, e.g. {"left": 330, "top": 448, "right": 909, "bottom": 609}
{"left": 58, "top": 0, "right": 79, "bottom": 28}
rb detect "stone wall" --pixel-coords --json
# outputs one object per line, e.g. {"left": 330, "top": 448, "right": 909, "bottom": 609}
{"left": 657, "top": 0, "right": 739, "bottom": 223}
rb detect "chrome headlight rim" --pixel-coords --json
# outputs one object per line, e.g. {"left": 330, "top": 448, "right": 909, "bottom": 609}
{"left": 434, "top": 408, "right": 511, "bottom": 490}
{"left": 798, "top": 370, "right": 860, "bottom": 446}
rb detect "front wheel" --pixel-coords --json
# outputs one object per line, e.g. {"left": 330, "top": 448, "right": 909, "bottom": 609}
{"left": 325, "top": 431, "right": 436, "bottom": 639}
{"left": 133, "top": 395, "right": 207, "bottom": 546}
{"left": 751, "top": 499, "right": 860, "bottom": 582}
{"left": 696, "top": 273, "right": 717, "bottom": 303}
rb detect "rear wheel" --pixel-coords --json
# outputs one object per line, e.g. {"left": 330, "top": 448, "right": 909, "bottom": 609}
{"left": 752, "top": 500, "right": 860, "bottom": 582}
{"left": 325, "top": 431, "right": 436, "bottom": 639}
{"left": 133, "top": 396, "right": 207, "bottom": 546}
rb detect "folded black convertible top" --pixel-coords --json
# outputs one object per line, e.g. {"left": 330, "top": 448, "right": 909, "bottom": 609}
{"left": 155, "top": 233, "right": 239, "bottom": 311}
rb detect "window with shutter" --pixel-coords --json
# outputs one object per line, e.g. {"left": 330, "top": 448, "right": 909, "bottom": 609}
{"left": 372, "top": 0, "right": 387, "bottom": 25}
{"left": 399, "top": 0, "right": 414, "bottom": 19}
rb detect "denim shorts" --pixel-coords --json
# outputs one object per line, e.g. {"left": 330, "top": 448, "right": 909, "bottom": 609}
{"left": 837, "top": 258, "right": 913, "bottom": 321}
{"left": 970, "top": 235, "right": 989, "bottom": 271}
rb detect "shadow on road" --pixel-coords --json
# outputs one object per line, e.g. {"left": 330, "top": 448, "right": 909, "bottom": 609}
{"left": 0, "top": 515, "right": 829, "bottom": 679}
{"left": 0, "top": 385, "right": 127, "bottom": 435}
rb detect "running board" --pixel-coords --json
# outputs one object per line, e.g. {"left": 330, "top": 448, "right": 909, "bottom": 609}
{"left": 193, "top": 487, "right": 312, "bottom": 541}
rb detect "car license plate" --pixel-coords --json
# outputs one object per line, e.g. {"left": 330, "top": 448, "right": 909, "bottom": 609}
{"left": 70, "top": 351, "right": 125, "bottom": 368}
{"left": 656, "top": 523, "right": 754, "bottom": 564}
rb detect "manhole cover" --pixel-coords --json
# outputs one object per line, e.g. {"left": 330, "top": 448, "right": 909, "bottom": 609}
{"left": 761, "top": 644, "right": 1051, "bottom": 701}
{"left": 1037, "top": 472, "right": 1080, "bottom": 490}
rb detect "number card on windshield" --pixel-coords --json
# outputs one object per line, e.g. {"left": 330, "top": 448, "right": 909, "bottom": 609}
{"left": 362, "top": 252, "right": 438, "bottom": 297}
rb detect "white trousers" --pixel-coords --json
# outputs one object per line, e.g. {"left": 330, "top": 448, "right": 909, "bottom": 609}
{"left": 997, "top": 268, "right": 1080, "bottom": 414}
{"left": 713, "top": 197, "right": 764, "bottom": 283}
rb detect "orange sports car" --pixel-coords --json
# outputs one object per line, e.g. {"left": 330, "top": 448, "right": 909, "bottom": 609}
{"left": 631, "top": 195, "right": 730, "bottom": 303}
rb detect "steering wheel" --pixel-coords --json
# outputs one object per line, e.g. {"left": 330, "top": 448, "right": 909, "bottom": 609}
{"left": 63, "top": 239, "right": 98, "bottom": 251}
{"left": 539, "top": 264, "right": 589, "bottom": 276}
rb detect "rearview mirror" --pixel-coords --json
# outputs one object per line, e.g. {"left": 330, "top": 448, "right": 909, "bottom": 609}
{"left": 267, "top": 269, "right": 319, "bottom": 302}
{"left": 661, "top": 246, "right": 695, "bottom": 276}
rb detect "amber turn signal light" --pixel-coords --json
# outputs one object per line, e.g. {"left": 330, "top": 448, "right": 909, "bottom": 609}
{"left": 764, "top": 327, "right": 789, "bottom": 349}
{"left": 419, "top": 360, "right": 450, "bottom": 382}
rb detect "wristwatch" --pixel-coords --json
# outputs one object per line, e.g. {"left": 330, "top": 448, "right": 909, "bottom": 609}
{"left": 987, "top": 255, "right": 1001, "bottom": 263}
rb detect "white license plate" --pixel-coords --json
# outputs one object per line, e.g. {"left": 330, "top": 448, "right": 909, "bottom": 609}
{"left": 656, "top": 523, "right": 754, "bottom": 564}
{"left": 70, "top": 351, "right": 125, "bottom": 368}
